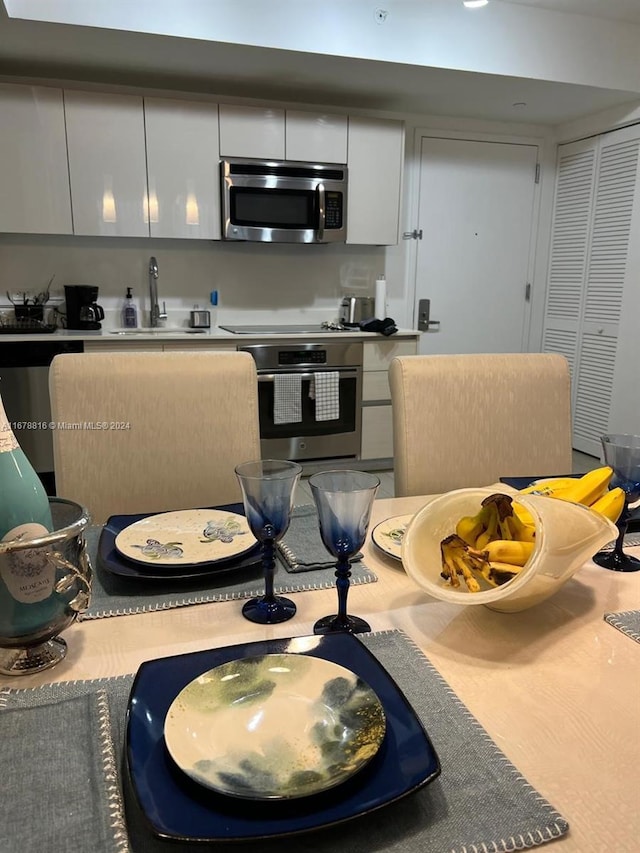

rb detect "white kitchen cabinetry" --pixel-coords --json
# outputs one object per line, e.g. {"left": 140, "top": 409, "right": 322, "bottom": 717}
{"left": 0, "top": 84, "right": 72, "bottom": 235}
{"left": 286, "top": 111, "right": 347, "bottom": 163}
{"left": 145, "top": 98, "right": 221, "bottom": 240}
{"left": 542, "top": 125, "right": 640, "bottom": 455}
{"left": 65, "top": 90, "right": 149, "bottom": 237}
{"left": 361, "top": 338, "right": 417, "bottom": 461}
{"left": 347, "top": 117, "right": 404, "bottom": 246}
{"left": 219, "top": 105, "right": 348, "bottom": 164}
{"left": 219, "top": 104, "right": 285, "bottom": 159}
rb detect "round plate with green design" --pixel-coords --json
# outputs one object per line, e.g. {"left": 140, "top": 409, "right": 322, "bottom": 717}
{"left": 164, "top": 653, "right": 386, "bottom": 800}
{"left": 371, "top": 514, "right": 414, "bottom": 562}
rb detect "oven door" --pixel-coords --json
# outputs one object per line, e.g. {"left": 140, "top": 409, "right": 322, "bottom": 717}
{"left": 256, "top": 368, "right": 361, "bottom": 461}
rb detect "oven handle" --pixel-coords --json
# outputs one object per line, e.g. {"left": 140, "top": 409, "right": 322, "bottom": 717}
{"left": 257, "top": 369, "right": 359, "bottom": 382}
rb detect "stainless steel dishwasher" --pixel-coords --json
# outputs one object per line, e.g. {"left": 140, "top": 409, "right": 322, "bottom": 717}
{"left": 0, "top": 340, "right": 83, "bottom": 494}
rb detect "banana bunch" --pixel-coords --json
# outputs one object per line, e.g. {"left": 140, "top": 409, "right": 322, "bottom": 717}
{"left": 443, "top": 493, "right": 533, "bottom": 592}
{"left": 442, "top": 469, "right": 626, "bottom": 594}
{"left": 515, "top": 466, "right": 625, "bottom": 525}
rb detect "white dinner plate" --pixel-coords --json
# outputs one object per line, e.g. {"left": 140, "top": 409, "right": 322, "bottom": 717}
{"left": 371, "top": 514, "right": 414, "bottom": 562}
{"left": 114, "top": 508, "right": 257, "bottom": 567}
{"left": 164, "top": 653, "right": 386, "bottom": 800}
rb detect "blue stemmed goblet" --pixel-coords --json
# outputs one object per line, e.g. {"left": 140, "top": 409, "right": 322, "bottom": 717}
{"left": 235, "top": 459, "right": 302, "bottom": 623}
{"left": 309, "top": 470, "right": 380, "bottom": 635}
{"left": 593, "top": 434, "right": 640, "bottom": 573}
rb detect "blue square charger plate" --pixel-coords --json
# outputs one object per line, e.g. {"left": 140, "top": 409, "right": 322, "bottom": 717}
{"left": 125, "top": 632, "right": 441, "bottom": 842}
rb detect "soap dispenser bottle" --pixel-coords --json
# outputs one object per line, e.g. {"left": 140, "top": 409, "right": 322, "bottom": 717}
{"left": 123, "top": 287, "right": 138, "bottom": 328}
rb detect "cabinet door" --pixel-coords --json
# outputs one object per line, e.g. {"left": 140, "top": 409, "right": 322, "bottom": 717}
{"left": 65, "top": 90, "right": 149, "bottom": 237}
{"left": 219, "top": 104, "right": 285, "bottom": 159}
{"left": 361, "top": 406, "right": 393, "bottom": 460}
{"left": 285, "top": 111, "right": 347, "bottom": 163}
{"left": 347, "top": 117, "right": 404, "bottom": 245}
{"left": 0, "top": 84, "right": 72, "bottom": 234}
{"left": 543, "top": 127, "right": 640, "bottom": 453}
{"left": 145, "top": 98, "right": 221, "bottom": 240}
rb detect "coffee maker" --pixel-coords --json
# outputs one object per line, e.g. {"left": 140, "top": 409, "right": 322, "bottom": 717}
{"left": 64, "top": 285, "right": 105, "bottom": 330}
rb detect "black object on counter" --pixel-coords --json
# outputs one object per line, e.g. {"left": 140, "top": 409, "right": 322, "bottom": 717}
{"left": 359, "top": 317, "right": 398, "bottom": 336}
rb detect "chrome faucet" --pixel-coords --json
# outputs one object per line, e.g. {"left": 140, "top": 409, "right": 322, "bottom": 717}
{"left": 148, "top": 256, "right": 167, "bottom": 327}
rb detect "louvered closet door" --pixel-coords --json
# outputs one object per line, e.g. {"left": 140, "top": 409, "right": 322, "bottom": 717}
{"left": 543, "top": 127, "right": 640, "bottom": 456}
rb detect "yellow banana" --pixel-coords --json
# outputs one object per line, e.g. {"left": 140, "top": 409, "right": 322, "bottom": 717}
{"left": 589, "top": 487, "right": 626, "bottom": 524}
{"left": 482, "top": 561, "right": 523, "bottom": 587}
{"left": 455, "top": 513, "right": 486, "bottom": 547}
{"left": 484, "top": 539, "right": 534, "bottom": 566}
{"left": 506, "top": 510, "right": 536, "bottom": 543}
{"left": 519, "top": 477, "right": 578, "bottom": 496}
{"left": 550, "top": 466, "right": 613, "bottom": 506}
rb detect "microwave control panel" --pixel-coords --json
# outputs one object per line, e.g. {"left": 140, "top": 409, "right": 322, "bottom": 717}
{"left": 324, "top": 192, "right": 343, "bottom": 230}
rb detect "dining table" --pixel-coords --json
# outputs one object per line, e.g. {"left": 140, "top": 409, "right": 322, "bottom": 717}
{"left": 1, "top": 492, "right": 639, "bottom": 853}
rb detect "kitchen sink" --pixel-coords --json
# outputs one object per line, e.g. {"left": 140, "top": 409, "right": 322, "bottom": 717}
{"left": 109, "top": 328, "right": 207, "bottom": 335}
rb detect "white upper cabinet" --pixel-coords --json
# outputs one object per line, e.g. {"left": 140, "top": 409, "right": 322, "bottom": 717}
{"left": 219, "top": 105, "right": 348, "bottom": 164}
{"left": 65, "top": 90, "right": 149, "bottom": 237}
{"left": 285, "top": 111, "right": 347, "bottom": 163}
{"left": 346, "top": 116, "right": 404, "bottom": 245}
{"left": 0, "top": 84, "right": 72, "bottom": 234}
{"left": 145, "top": 98, "right": 221, "bottom": 240}
{"left": 219, "top": 104, "right": 285, "bottom": 159}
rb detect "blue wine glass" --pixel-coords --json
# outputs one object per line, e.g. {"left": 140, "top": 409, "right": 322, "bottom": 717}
{"left": 309, "top": 470, "right": 379, "bottom": 635}
{"left": 593, "top": 434, "right": 640, "bottom": 573}
{"left": 235, "top": 459, "right": 302, "bottom": 623}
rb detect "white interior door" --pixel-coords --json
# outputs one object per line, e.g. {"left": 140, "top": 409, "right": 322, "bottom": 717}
{"left": 414, "top": 136, "right": 538, "bottom": 354}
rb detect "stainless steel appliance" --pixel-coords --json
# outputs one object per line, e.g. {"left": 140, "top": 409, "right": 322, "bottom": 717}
{"left": 64, "top": 285, "right": 105, "bottom": 330}
{"left": 239, "top": 341, "right": 363, "bottom": 462}
{"left": 221, "top": 158, "right": 347, "bottom": 243}
{"left": 0, "top": 340, "right": 84, "bottom": 494}
{"left": 339, "top": 296, "right": 375, "bottom": 327}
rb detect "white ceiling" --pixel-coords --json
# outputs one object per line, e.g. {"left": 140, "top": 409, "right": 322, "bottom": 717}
{"left": 0, "top": 1, "right": 639, "bottom": 127}
{"left": 501, "top": 0, "right": 640, "bottom": 26}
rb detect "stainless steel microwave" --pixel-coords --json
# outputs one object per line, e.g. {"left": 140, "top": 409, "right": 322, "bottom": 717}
{"left": 221, "top": 158, "right": 347, "bottom": 243}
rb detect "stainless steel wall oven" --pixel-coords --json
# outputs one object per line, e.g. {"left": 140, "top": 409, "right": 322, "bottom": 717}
{"left": 239, "top": 342, "right": 363, "bottom": 462}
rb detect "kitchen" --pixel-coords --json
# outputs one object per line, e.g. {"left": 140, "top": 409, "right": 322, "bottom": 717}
{"left": 0, "top": 0, "right": 639, "bottom": 489}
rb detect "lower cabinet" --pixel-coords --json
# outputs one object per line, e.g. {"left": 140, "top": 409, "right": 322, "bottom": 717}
{"left": 360, "top": 338, "right": 418, "bottom": 462}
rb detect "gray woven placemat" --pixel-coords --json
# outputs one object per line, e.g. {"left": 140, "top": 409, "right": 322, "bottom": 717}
{"left": 279, "top": 503, "right": 362, "bottom": 570}
{"left": 81, "top": 505, "right": 376, "bottom": 620}
{"left": 0, "top": 629, "right": 568, "bottom": 853}
{"left": 604, "top": 609, "right": 640, "bottom": 644}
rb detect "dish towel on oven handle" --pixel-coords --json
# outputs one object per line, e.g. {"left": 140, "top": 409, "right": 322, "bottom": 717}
{"left": 273, "top": 373, "right": 302, "bottom": 424}
{"left": 310, "top": 371, "right": 340, "bottom": 421}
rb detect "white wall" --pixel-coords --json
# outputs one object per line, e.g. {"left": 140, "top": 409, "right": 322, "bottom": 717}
{"left": 0, "top": 234, "right": 385, "bottom": 329}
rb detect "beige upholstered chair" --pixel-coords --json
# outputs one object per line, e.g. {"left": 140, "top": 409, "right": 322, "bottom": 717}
{"left": 49, "top": 350, "right": 261, "bottom": 523}
{"left": 389, "top": 353, "right": 573, "bottom": 497}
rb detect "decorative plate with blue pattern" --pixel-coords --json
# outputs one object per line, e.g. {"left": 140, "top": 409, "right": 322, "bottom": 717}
{"left": 115, "top": 509, "right": 257, "bottom": 566}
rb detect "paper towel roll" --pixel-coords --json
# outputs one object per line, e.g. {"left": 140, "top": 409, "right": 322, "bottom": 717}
{"left": 375, "top": 275, "right": 387, "bottom": 320}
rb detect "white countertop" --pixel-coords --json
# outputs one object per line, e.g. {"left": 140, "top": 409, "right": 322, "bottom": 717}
{"left": 0, "top": 327, "right": 421, "bottom": 344}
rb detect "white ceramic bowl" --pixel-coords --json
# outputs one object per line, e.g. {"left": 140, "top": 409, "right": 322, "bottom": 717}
{"left": 401, "top": 488, "right": 618, "bottom": 613}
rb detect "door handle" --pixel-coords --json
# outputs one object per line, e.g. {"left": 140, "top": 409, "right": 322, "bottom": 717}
{"left": 418, "top": 298, "right": 440, "bottom": 332}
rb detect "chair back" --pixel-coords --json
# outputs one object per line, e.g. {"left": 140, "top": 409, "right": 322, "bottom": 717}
{"left": 389, "top": 353, "right": 573, "bottom": 496}
{"left": 49, "top": 350, "right": 261, "bottom": 523}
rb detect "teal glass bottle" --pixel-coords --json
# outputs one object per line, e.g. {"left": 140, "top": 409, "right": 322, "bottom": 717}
{"left": 0, "top": 392, "right": 55, "bottom": 638}
{"left": 0, "top": 393, "right": 53, "bottom": 540}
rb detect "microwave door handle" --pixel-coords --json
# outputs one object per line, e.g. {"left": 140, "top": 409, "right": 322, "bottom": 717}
{"left": 316, "top": 183, "right": 325, "bottom": 242}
